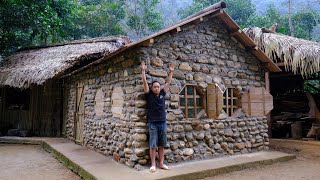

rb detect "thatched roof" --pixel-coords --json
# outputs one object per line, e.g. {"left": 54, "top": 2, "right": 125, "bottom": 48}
{"left": 0, "top": 36, "right": 131, "bottom": 88}
{"left": 244, "top": 27, "right": 320, "bottom": 77}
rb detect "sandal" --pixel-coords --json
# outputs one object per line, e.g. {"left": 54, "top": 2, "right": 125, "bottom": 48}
{"left": 159, "top": 164, "right": 169, "bottom": 170}
{"left": 150, "top": 166, "right": 156, "bottom": 173}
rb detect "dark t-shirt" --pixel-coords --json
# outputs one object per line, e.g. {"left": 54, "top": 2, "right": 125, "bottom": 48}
{"left": 146, "top": 89, "right": 166, "bottom": 122}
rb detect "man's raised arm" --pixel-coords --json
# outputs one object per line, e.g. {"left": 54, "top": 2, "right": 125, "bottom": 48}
{"left": 141, "top": 62, "right": 149, "bottom": 93}
{"left": 164, "top": 64, "right": 175, "bottom": 93}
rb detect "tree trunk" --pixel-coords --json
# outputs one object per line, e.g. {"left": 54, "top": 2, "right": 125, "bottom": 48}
{"left": 306, "top": 92, "right": 320, "bottom": 122}
{"left": 288, "top": 0, "right": 294, "bottom": 36}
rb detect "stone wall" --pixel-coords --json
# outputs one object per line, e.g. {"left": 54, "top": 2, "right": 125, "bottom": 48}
{"left": 64, "top": 16, "right": 269, "bottom": 170}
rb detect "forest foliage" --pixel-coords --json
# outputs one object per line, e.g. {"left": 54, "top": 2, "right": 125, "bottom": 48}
{"left": 0, "top": 0, "right": 319, "bottom": 92}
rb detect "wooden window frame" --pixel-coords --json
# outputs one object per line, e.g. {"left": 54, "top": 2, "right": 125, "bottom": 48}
{"left": 179, "top": 84, "right": 206, "bottom": 119}
{"left": 223, "top": 88, "right": 241, "bottom": 117}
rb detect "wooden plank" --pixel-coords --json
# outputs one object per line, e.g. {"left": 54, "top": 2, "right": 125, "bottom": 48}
{"left": 75, "top": 81, "right": 85, "bottom": 143}
{"left": 242, "top": 87, "right": 273, "bottom": 116}
{"left": 264, "top": 92, "right": 273, "bottom": 114}
{"left": 218, "top": 11, "right": 239, "bottom": 32}
{"left": 217, "top": 86, "right": 224, "bottom": 115}
{"left": 231, "top": 89, "right": 234, "bottom": 116}
{"left": 250, "top": 102, "right": 264, "bottom": 116}
{"left": 265, "top": 72, "right": 270, "bottom": 92}
{"left": 248, "top": 87, "right": 264, "bottom": 103}
{"left": 225, "top": 88, "right": 229, "bottom": 116}
{"left": 252, "top": 50, "right": 281, "bottom": 72}
{"left": 185, "top": 87, "right": 188, "bottom": 118}
{"left": 193, "top": 86, "right": 197, "bottom": 118}
{"left": 207, "top": 84, "right": 218, "bottom": 118}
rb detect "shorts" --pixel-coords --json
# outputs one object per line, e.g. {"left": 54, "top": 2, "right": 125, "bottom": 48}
{"left": 148, "top": 121, "right": 167, "bottom": 148}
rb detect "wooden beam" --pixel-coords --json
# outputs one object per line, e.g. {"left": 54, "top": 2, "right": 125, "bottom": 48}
{"left": 230, "top": 29, "right": 241, "bottom": 36}
{"left": 193, "top": 17, "right": 204, "bottom": 25}
{"left": 185, "top": 2, "right": 226, "bottom": 21}
{"left": 252, "top": 46, "right": 258, "bottom": 51}
{"left": 142, "top": 38, "right": 154, "bottom": 46}
{"left": 270, "top": 73, "right": 301, "bottom": 78}
{"left": 246, "top": 46, "right": 258, "bottom": 52}
{"left": 276, "top": 62, "right": 285, "bottom": 67}
{"left": 176, "top": 27, "right": 182, "bottom": 32}
{"left": 210, "top": 9, "right": 224, "bottom": 18}
{"left": 261, "top": 62, "right": 270, "bottom": 70}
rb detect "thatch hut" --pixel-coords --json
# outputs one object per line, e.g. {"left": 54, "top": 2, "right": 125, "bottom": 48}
{"left": 0, "top": 37, "right": 131, "bottom": 136}
{"left": 244, "top": 27, "right": 320, "bottom": 139}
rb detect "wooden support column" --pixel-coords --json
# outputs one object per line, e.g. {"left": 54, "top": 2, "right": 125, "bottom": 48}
{"left": 265, "top": 71, "right": 272, "bottom": 137}
{"left": 0, "top": 88, "right": 5, "bottom": 130}
{"left": 306, "top": 92, "right": 320, "bottom": 122}
{"left": 265, "top": 72, "right": 270, "bottom": 92}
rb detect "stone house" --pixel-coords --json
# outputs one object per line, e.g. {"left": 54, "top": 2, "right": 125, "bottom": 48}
{"left": 62, "top": 2, "right": 281, "bottom": 169}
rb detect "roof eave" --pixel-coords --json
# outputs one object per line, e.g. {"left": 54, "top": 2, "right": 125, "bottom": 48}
{"left": 216, "top": 11, "right": 281, "bottom": 72}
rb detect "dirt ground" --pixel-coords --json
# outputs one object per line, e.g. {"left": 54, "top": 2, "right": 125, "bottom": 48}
{"left": 0, "top": 144, "right": 81, "bottom": 180}
{"left": 204, "top": 140, "right": 320, "bottom": 180}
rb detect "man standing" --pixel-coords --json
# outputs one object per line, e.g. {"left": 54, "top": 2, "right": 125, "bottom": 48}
{"left": 141, "top": 61, "right": 174, "bottom": 173}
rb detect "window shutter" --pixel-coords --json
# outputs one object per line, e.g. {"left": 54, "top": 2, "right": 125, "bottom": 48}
{"left": 207, "top": 84, "right": 224, "bottom": 118}
{"left": 241, "top": 87, "right": 273, "bottom": 116}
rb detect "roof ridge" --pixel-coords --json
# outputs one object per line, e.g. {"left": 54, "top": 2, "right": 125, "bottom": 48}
{"left": 17, "top": 36, "right": 131, "bottom": 52}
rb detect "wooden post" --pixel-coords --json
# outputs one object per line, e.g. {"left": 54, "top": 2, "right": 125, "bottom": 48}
{"left": 306, "top": 92, "right": 320, "bottom": 122}
{"left": 1, "top": 88, "right": 7, "bottom": 131}
{"left": 0, "top": 88, "right": 4, "bottom": 130}
{"left": 265, "top": 71, "right": 272, "bottom": 138}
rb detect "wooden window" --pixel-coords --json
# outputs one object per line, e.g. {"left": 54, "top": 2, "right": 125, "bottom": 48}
{"left": 207, "top": 85, "right": 274, "bottom": 118}
{"left": 223, "top": 88, "right": 241, "bottom": 116}
{"left": 207, "top": 84, "right": 241, "bottom": 118}
{"left": 241, "top": 87, "right": 273, "bottom": 116}
{"left": 179, "top": 85, "right": 205, "bottom": 118}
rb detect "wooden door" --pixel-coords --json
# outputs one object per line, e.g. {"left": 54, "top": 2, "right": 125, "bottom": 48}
{"left": 75, "top": 81, "right": 85, "bottom": 144}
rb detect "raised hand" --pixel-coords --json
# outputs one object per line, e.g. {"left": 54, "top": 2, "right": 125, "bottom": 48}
{"left": 141, "top": 61, "right": 147, "bottom": 71}
{"left": 169, "top": 63, "right": 175, "bottom": 72}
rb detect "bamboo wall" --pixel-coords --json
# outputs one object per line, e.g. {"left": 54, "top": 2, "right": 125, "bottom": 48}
{"left": 0, "top": 79, "right": 63, "bottom": 136}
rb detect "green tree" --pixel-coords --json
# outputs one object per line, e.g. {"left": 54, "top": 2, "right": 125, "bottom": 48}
{"left": 248, "top": 3, "right": 290, "bottom": 34}
{"left": 304, "top": 73, "right": 320, "bottom": 94}
{"left": 0, "top": 0, "right": 126, "bottom": 57}
{"left": 293, "top": 9, "right": 319, "bottom": 39}
{"left": 0, "top": 0, "right": 76, "bottom": 56}
{"left": 125, "top": 0, "right": 164, "bottom": 39}
{"left": 71, "top": 0, "right": 126, "bottom": 39}
{"left": 178, "top": 0, "right": 256, "bottom": 28}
